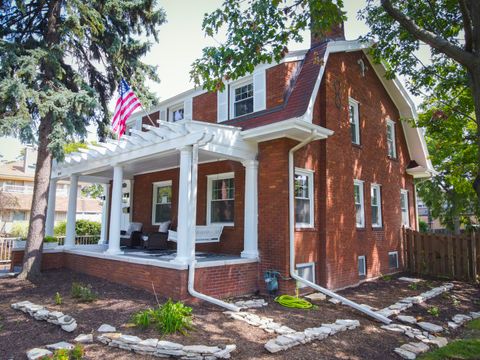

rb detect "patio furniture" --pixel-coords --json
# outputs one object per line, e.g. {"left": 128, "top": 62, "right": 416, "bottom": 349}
{"left": 168, "top": 225, "right": 224, "bottom": 244}
{"left": 144, "top": 221, "right": 172, "bottom": 250}
{"left": 120, "top": 222, "right": 143, "bottom": 248}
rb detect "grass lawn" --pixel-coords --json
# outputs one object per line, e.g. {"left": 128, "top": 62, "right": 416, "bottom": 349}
{"left": 418, "top": 319, "right": 480, "bottom": 360}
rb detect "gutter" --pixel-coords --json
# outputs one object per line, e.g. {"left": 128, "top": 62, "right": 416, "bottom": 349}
{"left": 288, "top": 132, "right": 391, "bottom": 324}
{"left": 187, "top": 133, "right": 242, "bottom": 312}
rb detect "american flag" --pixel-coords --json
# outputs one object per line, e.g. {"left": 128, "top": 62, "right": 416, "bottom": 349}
{"left": 112, "top": 79, "right": 142, "bottom": 138}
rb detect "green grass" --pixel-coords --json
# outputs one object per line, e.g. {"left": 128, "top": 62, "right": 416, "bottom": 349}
{"left": 418, "top": 339, "right": 480, "bottom": 360}
{"left": 427, "top": 306, "right": 440, "bottom": 317}
{"left": 466, "top": 318, "right": 480, "bottom": 330}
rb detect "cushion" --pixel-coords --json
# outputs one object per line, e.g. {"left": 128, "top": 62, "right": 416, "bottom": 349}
{"left": 126, "top": 222, "right": 143, "bottom": 235}
{"left": 158, "top": 221, "right": 171, "bottom": 233}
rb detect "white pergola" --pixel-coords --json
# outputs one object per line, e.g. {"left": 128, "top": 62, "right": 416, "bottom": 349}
{"left": 47, "top": 120, "right": 259, "bottom": 265}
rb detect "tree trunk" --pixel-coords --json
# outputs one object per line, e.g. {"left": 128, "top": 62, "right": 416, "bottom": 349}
{"left": 471, "top": 68, "right": 480, "bottom": 203}
{"left": 17, "top": 116, "right": 53, "bottom": 280}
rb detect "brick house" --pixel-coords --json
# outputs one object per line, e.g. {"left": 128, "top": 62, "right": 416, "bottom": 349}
{"left": 23, "top": 25, "right": 433, "bottom": 315}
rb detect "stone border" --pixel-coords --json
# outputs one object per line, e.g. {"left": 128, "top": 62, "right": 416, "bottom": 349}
{"left": 232, "top": 298, "right": 267, "bottom": 309}
{"left": 224, "top": 311, "right": 296, "bottom": 335}
{"left": 264, "top": 319, "right": 360, "bottom": 353}
{"left": 11, "top": 301, "right": 77, "bottom": 332}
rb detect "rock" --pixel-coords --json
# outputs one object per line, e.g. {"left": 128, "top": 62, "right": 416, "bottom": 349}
{"left": 400, "top": 342, "right": 429, "bottom": 355}
{"left": 448, "top": 321, "right": 460, "bottom": 330}
{"left": 424, "top": 336, "right": 448, "bottom": 348}
{"left": 304, "top": 326, "right": 331, "bottom": 339}
{"left": 381, "top": 324, "right": 407, "bottom": 333}
{"left": 397, "top": 315, "right": 417, "bottom": 325}
{"left": 47, "top": 311, "right": 64, "bottom": 324}
{"left": 452, "top": 314, "right": 472, "bottom": 324}
{"left": 322, "top": 323, "right": 346, "bottom": 334}
{"left": 275, "top": 326, "right": 296, "bottom": 335}
{"left": 377, "top": 308, "right": 396, "bottom": 318}
{"left": 417, "top": 322, "right": 443, "bottom": 333}
{"left": 398, "top": 277, "right": 423, "bottom": 283}
{"left": 157, "top": 340, "right": 184, "bottom": 350}
{"left": 305, "top": 293, "right": 327, "bottom": 301}
{"left": 118, "top": 334, "right": 142, "bottom": 345}
{"left": 264, "top": 340, "right": 285, "bottom": 353}
{"left": 470, "top": 311, "right": 480, "bottom": 319}
{"left": 275, "top": 335, "right": 298, "bottom": 347}
{"left": 183, "top": 345, "right": 221, "bottom": 354}
{"left": 156, "top": 348, "right": 185, "bottom": 356}
{"left": 46, "top": 342, "right": 74, "bottom": 351}
{"left": 33, "top": 309, "right": 50, "bottom": 321}
{"left": 394, "top": 347, "right": 417, "bottom": 359}
{"left": 214, "top": 344, "right": 236, "bottom": 359}
{"left": 26, "top": 348, "right": 53, "bottom": 360}
{"left": 335, "top": 319, "right": 360, "bottom": 329}
{"left": 329, "top": 298, "right": 341, "bottom": 304}
{"left": 61, "top": 321, "right": 77, "bottom": 332}
{"left": 138, "top": 338, "right": 158, "bottom": 348}
{"left": 285, "top": 332, "right": 306, "bottom": 343}
{"left": 98, "top": 324, "right": 116, "bottom": 332}
{"left": 57, "top": 315, "right": 75, "bottom": 326}
{"left": 74, "top": 333, "right": 93, "bottom": 344}
{"left": 26, "top": 304, "right": 45, "bottom": 315}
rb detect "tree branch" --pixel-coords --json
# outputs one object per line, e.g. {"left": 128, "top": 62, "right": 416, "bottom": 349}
{"left": 381, "top": 0, "right": 476, "bottom": 67}
{"left": 458, "top": 0, "right": 473, "bottom": 52}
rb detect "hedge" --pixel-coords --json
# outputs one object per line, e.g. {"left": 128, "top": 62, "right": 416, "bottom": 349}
{"left": 54, "top": 219, "right": 101, "bottom": 236}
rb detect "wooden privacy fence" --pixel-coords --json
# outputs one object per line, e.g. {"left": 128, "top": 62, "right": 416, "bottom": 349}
{"left": 403, "top": 228, "right": 480, "bottom": 281}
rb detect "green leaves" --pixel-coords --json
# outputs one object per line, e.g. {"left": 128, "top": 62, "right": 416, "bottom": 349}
{"left": 191, "top": 0, "right": 344, "bottom": 92}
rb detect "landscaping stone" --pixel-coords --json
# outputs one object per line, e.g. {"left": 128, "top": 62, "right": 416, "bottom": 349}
{"left": 448, "top": 321, "right": 460, "bottom": 330}
{"left": 397, "top": 315, "right": 417, "bottom": 325}
{"left": 394, "top": 347, "right": 417, "bottom": 359}
{"left": 157, "top": 340, "right": 184, "bottom": 350}
{"left": 74, "top": 334, "right": 93, "bottom": 344}
{"left": 329, "top": 298, "right": 341, "bottom": 304}
{"left": 470, "top": 311, "right": 480, "bottom": 319}
{"left": 26, "top": 348, "right": 53, "bottom": 360}
{"left": 118, "top": 334, "right": 142, "bottom": 345}
{"left": 305, "top": 292, "right": 327, "bottom": 301}
{"left": 98, "top": 324, "right": 116, "bottom": 332}
{"left": 33, "top": 309, "right": 50, "bottom": 321}
{"left": 11, "top": 301, "right": 76, "bottom": 333}
{"left": 46, "top": 341, "right": 74, "bottom": 351}
{"left": 452, "top": 314, "right": 472, "bottom": 324}
{"left": 400, "top": 342, "right": 429, "bottom": 355}
{"left": 417, "top": 322, "right": 443, "bottom": 333}
{"left": 423, "top": 336, "right": 448, "bottom": 348}
{"left": 398, "top": 277, "right": 423, "bottom": 283}
{"left": 61, "top": 321, "right": 77, "bottom": 332}
{"left": 234, "top": 299, "right": 267, "bottom": 309}
{"left": 335, "top": 319, "right": 360, "bottom": 329}
{"left": 264, "top": 340, "right": 285, "bottom": 353}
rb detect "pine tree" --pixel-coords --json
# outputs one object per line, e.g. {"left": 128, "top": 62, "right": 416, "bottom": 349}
{"left": 0, "top": 0, "right": 165, "bottom": 279}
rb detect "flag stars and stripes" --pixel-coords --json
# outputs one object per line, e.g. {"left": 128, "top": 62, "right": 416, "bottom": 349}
{"left": 111, "top": 79, "right": 142, "bottom": 138}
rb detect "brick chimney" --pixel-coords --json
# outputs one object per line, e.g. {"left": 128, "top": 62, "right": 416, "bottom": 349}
{"left": 310, "top": 21, "right": 345, "bottom": 48}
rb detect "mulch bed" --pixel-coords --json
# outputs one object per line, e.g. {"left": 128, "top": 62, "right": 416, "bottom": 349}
{"left": 0, "top": 270, "right": 478, "bottom": 359}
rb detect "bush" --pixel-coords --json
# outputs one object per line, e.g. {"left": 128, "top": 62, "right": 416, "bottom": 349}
{"left": 132, "top": 299, "right": 193, "bottom": 335}
{"left": 71, "top": 282, "right": 97, "bottom": 302}
{"left": 427, "top": 306, "right": 440, "bottom": 317}
{"left": 9, "top": 221, "right": 29, "bottom": 239}
{"left": 419, "top": 220, "right": 429, "bottom": 233}
{"left": 44, "top": 236, "right": 58, "bottom": 243}
{"left": 40, "top": 344, "right": 85, "bottom": 360}
{"left": 55, "top": 292, "right": 63, "bottom": 305}
{"left": 54, "top": 220, "right": 101, "bottom": 236}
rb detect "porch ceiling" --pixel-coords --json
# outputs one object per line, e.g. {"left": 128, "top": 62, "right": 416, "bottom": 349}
{"left": 52, "top": 120, "right": 257, "bottom": 180}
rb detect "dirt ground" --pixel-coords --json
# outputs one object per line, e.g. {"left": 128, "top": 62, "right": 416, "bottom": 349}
{"left": 0, "top": 270, "right": 478, "bottom": 360}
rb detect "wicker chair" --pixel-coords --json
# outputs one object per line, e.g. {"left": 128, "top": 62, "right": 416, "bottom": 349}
{"left": 120, "top": 222, "right": 143, "bottom": 248}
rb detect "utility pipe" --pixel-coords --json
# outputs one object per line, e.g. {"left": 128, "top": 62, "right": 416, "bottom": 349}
{"left": 186, "top": 134, "right": 241, "bottom": 312}
{"left": 288, "top": 132, "right": 391, "bottom": 324}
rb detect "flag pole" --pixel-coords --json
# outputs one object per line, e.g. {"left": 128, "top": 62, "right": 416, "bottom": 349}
{"left": 140, "top": 103, "right": 157, "bottom": 127}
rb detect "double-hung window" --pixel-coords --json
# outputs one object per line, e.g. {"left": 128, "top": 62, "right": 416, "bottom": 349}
{"left": 386, "top": 119, "right": 397, "bottom": 158}
{"left": 400, "top": 189, "right": 410, "bottom": 227}
{"left": 349, "top": 98, "right": 360, "bottom": 145}
{"left": 233, "top": 81, "right": 254, "bottom": 117}
{"left": 371, "top": 184, "right": 382, "bottom": 228}
{"left": 169, "top": 104, "right": 184, "bottom": 122}
{"left": 354, "top": 179, "right": 365, "bottom": 228}
{"left": 152, "top": 181, "right": 172, "bottom": 224}
{"left": 207, "top": 173, "right": 235, "bottom": 225}
{"left": 295, "top": 168, "right": 314, "bottom": 228}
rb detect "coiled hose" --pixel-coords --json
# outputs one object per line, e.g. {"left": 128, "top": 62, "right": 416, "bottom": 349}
{"left": 274, "top": 294, "right": 314, "bottom": 309}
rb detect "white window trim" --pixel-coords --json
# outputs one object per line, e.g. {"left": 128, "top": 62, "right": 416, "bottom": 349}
{"left": 354, "top": 179, "right": 365, "bottom": 228}
{"left": 229, "top": 76, "right": 253, "bottom": 119}
{"left": 169, "top": 103, "right": 184, "bottom": 122}
{"left": 206, "top": 172, "right": 235, "bottom": 226}
{"left": 296, "top": 262, "right": 316, "bottom": 288}
{"left": 388, "top": 251, "right": 399, "bottom": 269}
{"left": 401, "top": 189, "right": 410, "bottom": 227}
{"left": 151, "top": 180, "right": 172, "bottom": 225}
{"left": 358, "top": 255, "right": 366, "bottom": 276}
{"left": 349, "top": 97, "right": 360, "bottom": 145}
{"left": 387, "top": 118, "right": 397, "bottom": 158}
{"left": 295, "top": 167, "right": 315, "bottom": 228}
{"left": 371, "top": 183, "right": 382, "bottom": 228}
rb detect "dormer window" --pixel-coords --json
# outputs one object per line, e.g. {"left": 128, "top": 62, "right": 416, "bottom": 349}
{"left": 233, "top": 82, "right": 254, "bottom": 117}
{"left": 169, "top": 104, "right": 184, "bottom": 122}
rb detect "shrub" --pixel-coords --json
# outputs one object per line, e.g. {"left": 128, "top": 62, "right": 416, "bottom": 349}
{"left": 427, "top": 306, "right": 440, "bottom": 317}
{"left": 40, "top": 344, "right": 85, "bottom": 360}
{"left": 132, "top": 299, "right": 193, "bottom": 335}
{"left": 44, "top": 236, "right": 58, "bottom": 243}
{"left": 54, "top": 220, "right": 101, "bottom": 237}
{"left": 408, "top": 283, "right": 418, "bottom": 290}
{"left": 9, "top": 221, "right": 29, "bottom": 239}
{"left": 71, "top": 282, "right": 97, "bottom": 302}
{"left": 55, "top": 292, "right": 63, "bottom": 305}
{"left": 381, "top": 274, "right": 393, "bottom": 282}
{"left": 419, "top": 220, "right": 429, "bottom": 233}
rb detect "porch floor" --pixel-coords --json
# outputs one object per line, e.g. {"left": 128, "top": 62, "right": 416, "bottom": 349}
{"left": 122, "top": 248, "right": 241, "bottom": 262}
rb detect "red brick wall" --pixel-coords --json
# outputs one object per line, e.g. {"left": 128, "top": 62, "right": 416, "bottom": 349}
{"left": 193, "top": 92, "right": 217, "bottom": 123}
{"left": 11, "top": 250, "right": 65, "bottom": 271}
{"left": 142, "top": 111, "right": 160, "bottom": 128}
{"left": 132, "top": 160, "right": 245, "bottom": 255}
{"left": 314, "top": 51, "right": 416, "bottom": 289}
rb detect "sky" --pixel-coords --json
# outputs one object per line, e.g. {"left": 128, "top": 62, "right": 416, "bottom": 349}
{"left": 0, "top": 0, "right": 424, "bottom": 161}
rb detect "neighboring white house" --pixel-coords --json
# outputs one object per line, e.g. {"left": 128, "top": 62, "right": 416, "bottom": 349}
{"left": 0, "top": 147, "right": 102, "bottom": 235}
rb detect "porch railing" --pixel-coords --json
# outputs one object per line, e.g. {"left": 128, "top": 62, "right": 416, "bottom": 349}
{"left": 0, "top": 237, "right": 15, "bottom": 264}
{"left": 56, "top": 235, "right": 100, "bottom": 246}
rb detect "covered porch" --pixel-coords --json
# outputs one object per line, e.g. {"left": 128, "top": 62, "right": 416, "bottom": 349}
{"left": 48, "top": 120, "right": 260, "bottom": 267}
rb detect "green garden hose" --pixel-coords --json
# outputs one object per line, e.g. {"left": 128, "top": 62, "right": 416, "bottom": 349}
{"left": 274, "top": 295, "right": 314, "bottom": 309}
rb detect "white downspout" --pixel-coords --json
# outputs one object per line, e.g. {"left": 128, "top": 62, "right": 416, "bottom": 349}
{"left": 187, "top": 134, "right": 241, "bottom": 312}
{"left": 288, "top": 132, "right": 391, "bottom": 324}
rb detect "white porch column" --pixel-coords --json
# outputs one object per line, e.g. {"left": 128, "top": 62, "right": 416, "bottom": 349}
{"left": 99, "top": 183, "right": 110, "bottom": 244}
{"left": 65, "top": 175, "right": 79, "bottom": 248}
{"left": 45, "top": 179, "right": 57, "bottom": 237}
{"left": 172, "top": 146, "right": 193, "bottom": 265}
{"left": 241, "top": 160, "right": 259, "bottom": 259}
{"left": 106, "top": 165, "right": 124, "bottom": 254}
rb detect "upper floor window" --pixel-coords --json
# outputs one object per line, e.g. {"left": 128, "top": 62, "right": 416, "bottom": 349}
{"left": 169, "top": 104, "right": 184, "bottom": 122}
{"left": 400, "top": 189, "right": 409, "bottom": 227}
{"left": 295, "top": 168, "right": 314, "bottom": 228}
{"left": 354, "top": 179, "right": 365, "bottom": 228}
{"left": 207, "top": 172, "right": 235, "bottom": 225}
{"left": 387, "top": 119, "right": 397, "bottom": 158}
{"left": 233, "top": 82, "right": 254, "bottom": 117}
{"left": 371, "top": 184, "right": 382, "bottom": 228}
{"left": 349, "top": 98, "right": 360, "bottom": 145}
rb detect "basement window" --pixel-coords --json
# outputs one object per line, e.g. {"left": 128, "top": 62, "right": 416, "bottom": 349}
{"left": 389, "top": 251, "right": 399, "bottom": 269}
{"left": 358, "top": 256, "right": 366, "bottom": 276}
{"left": 296, "top": 262, "right": 315, "bottom": 289}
